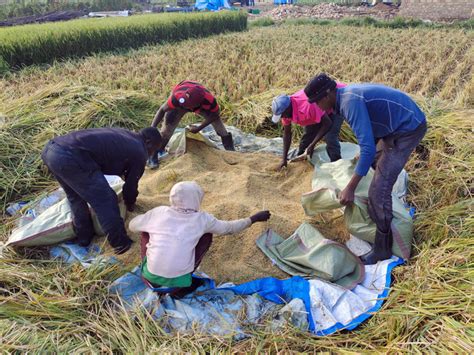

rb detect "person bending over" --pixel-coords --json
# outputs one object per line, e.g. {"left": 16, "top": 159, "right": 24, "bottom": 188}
{"left": 271, "top": 84, "right": 345, "bottom": 170}
{"left": 304, "top": 73, "right": 427, "bottom": 264}
{"left": 148, "top": 80, "right": 235, "bottom": 168}
{"left": 41, "top": 127, "right": 162, "bottom": 254}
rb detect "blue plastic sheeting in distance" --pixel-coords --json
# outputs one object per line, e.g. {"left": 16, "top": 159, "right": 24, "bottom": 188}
{"left": 195, "top": 0, "right": 231, "bottom": 11}
{"left": 274, "top": 0, "right": 297, "bottom": 4}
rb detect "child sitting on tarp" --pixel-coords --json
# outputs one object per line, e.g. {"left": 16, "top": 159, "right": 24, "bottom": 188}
{"left": 129, "top": 181, "right": 271, "bottom": 298}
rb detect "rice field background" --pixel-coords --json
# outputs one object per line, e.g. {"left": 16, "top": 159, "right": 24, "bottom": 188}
{"left": 0, "top": 11, "right": 247, "bottom": 68}
{"left": 0, "top": 18, "right": 473, "bottom": 352}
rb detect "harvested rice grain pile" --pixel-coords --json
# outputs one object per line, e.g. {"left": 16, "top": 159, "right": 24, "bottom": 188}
{"left": 113, "top": 138, "right": 348, "bottom": 284}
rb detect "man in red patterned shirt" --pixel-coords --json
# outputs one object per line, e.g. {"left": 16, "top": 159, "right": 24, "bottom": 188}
{"left": 149, "top": 80, "right": 234, "bottom": 168}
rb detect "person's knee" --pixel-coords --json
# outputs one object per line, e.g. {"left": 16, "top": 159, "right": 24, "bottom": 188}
{"left": 41, "top": 150, "right": 49, "bottom": 166}
{"left": 369, "top": 179, "right": 393, "bottom": 218}
{"left": 66, "top": 193, "right": 87, "bottom": 206}
{"left": 89, "top": 197, "right": 122, "bottom": 232}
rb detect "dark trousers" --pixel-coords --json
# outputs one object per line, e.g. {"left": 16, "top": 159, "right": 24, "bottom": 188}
{"left": 368, "top": 121, "right": 427, "bottom": 234}
{"left": 297, "top": 113, "right": 344, "bottom": 161}
{"left": 41, "top": 141, "right": 130, "bottom": 248}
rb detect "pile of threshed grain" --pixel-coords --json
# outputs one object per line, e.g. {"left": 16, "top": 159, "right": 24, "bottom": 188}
{"left": 110, "top": 139, "right": 349, "bottom": 284}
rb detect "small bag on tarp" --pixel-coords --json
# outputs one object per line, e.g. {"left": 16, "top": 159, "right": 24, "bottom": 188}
{"left": 7, "top": 179, "right": 126, "bottom": 247}
{"left": 301, "top": 144, "right": 413, "bottom": 260}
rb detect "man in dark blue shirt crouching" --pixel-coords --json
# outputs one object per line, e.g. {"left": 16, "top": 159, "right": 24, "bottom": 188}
{"left": 41, "top": 127, "right": 162, "bottom": 254}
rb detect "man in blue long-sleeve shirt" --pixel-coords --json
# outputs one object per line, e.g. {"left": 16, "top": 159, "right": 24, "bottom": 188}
{"left": 41, "top": 127, "right": 162, "bottom": 254}
{"left": 304, "top": 74, "right": 427, "bottom": 264}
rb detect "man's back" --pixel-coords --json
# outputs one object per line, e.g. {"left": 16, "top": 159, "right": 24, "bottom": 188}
{"left": 167, "top": 80, "right": 218, "bottom": 113}
{"left": 53, "top": 127, "right": 147, "bottom": 176}
{"left": 337, "top": 84, "right": 426, "bottom": 138}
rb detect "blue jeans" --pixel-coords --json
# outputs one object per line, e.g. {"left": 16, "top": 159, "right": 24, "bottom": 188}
{"left": 41, "top": 141, "right": 131, "bottom": 248}
{"left": 368, "top": 121, "right": 427, "bottom": 234}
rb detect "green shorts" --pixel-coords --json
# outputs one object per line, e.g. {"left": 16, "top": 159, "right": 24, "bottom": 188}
{"left": 141, "top": 257, "right": 192, "bottom": 288}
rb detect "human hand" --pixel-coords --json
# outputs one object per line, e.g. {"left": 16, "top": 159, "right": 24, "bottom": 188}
{"left": 188, "top": 125, "right": 201, "bottom": 134}
{"left": 250, "top": 210, "right": 271, "bottom": 223}
{"left": 277, "top": 160, "right": 288, "bottom": 171}
{"left": 306, "top": 143, "right": 316, "bottom": 158}
{"left": 339, "top": 186, "right": 355, "bottom": 206}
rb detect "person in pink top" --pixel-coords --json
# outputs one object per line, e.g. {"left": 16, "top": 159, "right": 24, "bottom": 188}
{"left": 271, "top": 83, "right": 346, "bottom": 169}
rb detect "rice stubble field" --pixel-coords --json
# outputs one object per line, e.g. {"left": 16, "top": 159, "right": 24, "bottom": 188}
{"left": 0, "top": 19, "right": 473, "bottom": 352}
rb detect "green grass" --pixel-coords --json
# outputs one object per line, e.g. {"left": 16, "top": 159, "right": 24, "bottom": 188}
{"left": 0, "top": 11, "right": 247, "bottom": 69}
{"left": 248, "top": 16, "right": 275, "bottom": 27}
{"left": 0, "top": 84, "right": 156, "bottom": 206}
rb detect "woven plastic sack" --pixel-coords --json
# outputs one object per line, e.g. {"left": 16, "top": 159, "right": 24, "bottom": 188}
{"left": 7, "top": 179, "right": 126, "bottom": 247}
{"left": 301, "top": 144, "right": 413, "bottom": 260}
{"left": 167, "top": 128, "right": 217, "bottom": 157}
{"left": 256, "top": 223, "right": 365, "bottom": 289}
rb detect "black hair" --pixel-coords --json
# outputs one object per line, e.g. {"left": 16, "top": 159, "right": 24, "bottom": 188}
{"left": 140, "top": 127, "right": 162, "bottom": 147}
{"left": 304, "top": 73, "right": 337, "bottom": 101}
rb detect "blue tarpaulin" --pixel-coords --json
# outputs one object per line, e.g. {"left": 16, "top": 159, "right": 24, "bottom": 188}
{"left": 195, "top": 0, "right": 231, "bottom": 11}
{"left": 274, "top": 0, "right": 296, "bottom": 5}
{"left": 50, "top": 241, "right": 403, "bottom": 337}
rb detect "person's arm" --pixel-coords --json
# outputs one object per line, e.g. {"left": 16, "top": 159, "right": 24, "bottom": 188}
{"left": 305, "top": 114, "right": 333, "bottom": 158}
{"left": 151, "top": 102, "right": 171, "bottom": 128}
{"left": 280, "top": 124, "right": 292, "bottom": 169}
{"left": 122, "top": 159, "right": 146, "bottom": 211}
{"left": 188, "top": 110, "right": 219, "bottom": 134}
{"left": 339, "top": 97, "right": 376, "bottom": 205}
{"left": 205, "top": 210, "right": 271, "bottom": 236}
{"left": 129, "top": 210, "right": 154, "bottom": 259}
{"left": 129, "top": 212, "right": 149, "bottom": 232}
{"left": 339, "top": 174, "right": 363, "bottom": 205}
{"left": 129, "top": 207, "right": 162, "bottom": 232}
